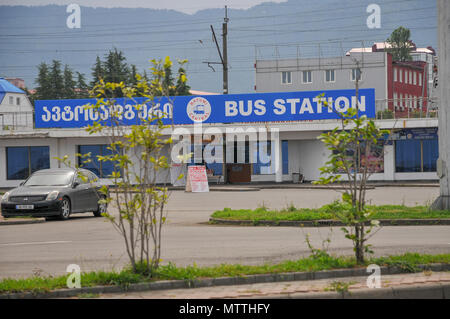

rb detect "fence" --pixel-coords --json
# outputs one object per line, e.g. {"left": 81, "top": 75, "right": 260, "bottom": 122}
{"left": 0, "top": 112, "right": 34, "bottom": 131}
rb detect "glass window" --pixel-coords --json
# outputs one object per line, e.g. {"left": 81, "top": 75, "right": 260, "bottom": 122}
{"left": 30, "top": 146, "right": 50, "bottom": 174}
{"left": 6, "top": 146, "right": 50, "bottom": 180}
{"left": 360, "top": 141, "right": 384, "bottom": 173}
{"left": 282, "top": 140, "right": 289, "bottom": 174}
{"left": 333, "top": 140, "right": 384, "bottom": 174}
{"left": 252, "top": 140, "right": 288, "bottom": 175}
{"left": 302, "top": 71, "right": 312, "bottom": 83}
{"left": 419, "top": 73, "right": 422, "bottom": 85}
{"left": 189, "top": 142, "right": 223, "bottom": 176}
{"left": 78, "top": 144, "right": 119, "bottom": 178}
{"left": 413, "top": 72, "right": 417, "bottom": 85}
{"left": 351, "top": 68, "right": 361, "bottom": 81}
{"left": 101, "top": 145, "right": 114, "bottom": 177}
{"left": 25, "top": 173, "right": 73, "bottom": 186}
{"left": 253, "top": 141, "right": 272, "bottom": 175}
{"left": 399, "top": 69, "right": 402, "bottom": 82}
{"left": 422, "top": 139, "right": 438, "bottom": 172}
{"left": 16, "top": 97, "right": 20, "bottom": 105}
{"left": 325, "top": 70, "right": 335, "bottom": 82}
{"left": 395, "top": 140, "right": 422, "bottom": 172}
{"left": 87, "top": 171, "right": 99, "bottom": 182}
{"left": 206, "top": 162, "right": 223, "bottom": 176}
{"left": 394, "top": 68, "right": 397, "bottom": 82}
{"left": 75, "top": 171, "right": 90, "bottom": 185}
{"left": 281, "top": 71, "right": 292, "bottom": 84}
{"left": 7, "top": 147, "right": 29, "bottom": 180}
{"left": 78, "top": 145, "right": 102, "bottom": 177}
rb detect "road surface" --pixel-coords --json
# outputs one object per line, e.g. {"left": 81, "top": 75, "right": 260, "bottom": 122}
{"left": 1, "top": 187, "right": 449, "bottom": 279}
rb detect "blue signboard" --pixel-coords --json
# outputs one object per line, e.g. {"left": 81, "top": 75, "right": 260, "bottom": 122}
{"left": 34, "top": 89, "right": 375, "bottom": 128}
{"left": 390, "top": 128, "right": 438, "bottom": 140}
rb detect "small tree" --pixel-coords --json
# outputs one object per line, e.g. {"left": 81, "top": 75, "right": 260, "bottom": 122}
{"left": 78, "top": 57, "right": 187, "bottom": 276}
{"left": 175, "top": 66, "right": 191, "bottom": 96}
{"left": 314, "top": 102, "right": 388, "bottom": 264}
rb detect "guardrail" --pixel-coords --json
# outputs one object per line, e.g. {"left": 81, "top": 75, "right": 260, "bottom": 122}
{"left": 376, "top": 109, "right": 438, "bottom": 120}
{"left": 0, "top": 112, "right": 35, "bottom": 131}
{"left": 0, "top": 108, "right": 439, "bottom": 132}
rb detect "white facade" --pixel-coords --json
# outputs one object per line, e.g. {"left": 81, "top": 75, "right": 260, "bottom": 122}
{"left": 0, "top": 92, "right": 33, "bottom": 130}
{"left": 0, "top": 117, "right": 439, "bottom": 189}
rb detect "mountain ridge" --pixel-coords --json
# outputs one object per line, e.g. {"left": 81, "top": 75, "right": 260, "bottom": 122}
{"left": 0, "top": 0, "right": 437, "bottom": 93}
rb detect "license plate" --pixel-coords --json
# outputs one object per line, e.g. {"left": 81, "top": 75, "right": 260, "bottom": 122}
{"left": 16, "top": 205, "right": 34, "bottom": 210}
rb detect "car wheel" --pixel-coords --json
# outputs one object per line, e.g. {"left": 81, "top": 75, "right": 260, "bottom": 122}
{"left": 59, "top": 197, "right": 71, "bottom": 220}
{"left": 93, "top": 196, "right": 107, "bottom": 217}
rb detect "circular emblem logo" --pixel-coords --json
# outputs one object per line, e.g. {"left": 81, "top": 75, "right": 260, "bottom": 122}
{"left": 186, "top": 97, "right": 211, "bottom": 123}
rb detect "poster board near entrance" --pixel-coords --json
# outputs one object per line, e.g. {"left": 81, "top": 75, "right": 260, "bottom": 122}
{"left": 185, "top": 165, "right": 209, "bottom": 192}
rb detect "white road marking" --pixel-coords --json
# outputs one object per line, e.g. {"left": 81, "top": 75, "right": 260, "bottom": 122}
{"left": 0, "top": 241, "right": 72, "bottom": 247}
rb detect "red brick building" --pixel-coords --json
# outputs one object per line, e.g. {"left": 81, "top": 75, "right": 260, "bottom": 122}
{"left": 389, "top": 60, "right": 428, "bottom": 115}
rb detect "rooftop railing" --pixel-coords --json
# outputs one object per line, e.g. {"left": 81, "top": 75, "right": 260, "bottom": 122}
{"left": 0, "top": 106, "right": 439, "bottom": 132}
{"left": 0, "top": 111, "right": 35, "bottom": 131}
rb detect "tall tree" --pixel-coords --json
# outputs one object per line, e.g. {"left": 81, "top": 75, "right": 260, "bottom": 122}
{"left": 76, "top": 72, "right": 89, "bottom": 98}
{"left": 162, "top": 64, "right": 175, "bottom": 96}
{"left": 103, "top": 49, "right": 129, "bottom": 83}
{"left": 49, "top": 60, "right": 64, "bottom": 99}
{"left": 175, "top": 67, "right": 191, "bottom": 96}
{"left": 128, "top": 64, "right": 138, "bottom": 86}
{"left": 387, "top": 26, "right": 413, "bottom": 61}
{"left": 35, "top": 62, "right": 52, "bottom": 100}
{"left": 91, "top": 56, "right": 104, "bottom": 88}
{"left": 63, "top": 65, "right": 76, "bottom": 99}
{"left": 103, "top": 48, "right": 129, "bottom": 96}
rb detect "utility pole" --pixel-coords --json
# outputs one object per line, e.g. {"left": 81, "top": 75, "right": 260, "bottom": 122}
{"left": 431, "top": 0, "right": 450, "bottom": 210}
{"left": 203, "top": 6, "right": 230, "bottom": 182}
{"left": 223, "top": 6, "right": 229, "bottom": 94}
{"left": 204, "top": 6, "right": 229, "bottom": 94}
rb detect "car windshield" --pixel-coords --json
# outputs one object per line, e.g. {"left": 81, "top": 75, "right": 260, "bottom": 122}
{"left": 24, "top": 173, "right": 73, "bottom": 186}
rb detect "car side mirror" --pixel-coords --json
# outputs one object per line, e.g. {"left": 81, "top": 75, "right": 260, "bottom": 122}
{"left": 72, "top": 181, "right": 80, "bottom": 188}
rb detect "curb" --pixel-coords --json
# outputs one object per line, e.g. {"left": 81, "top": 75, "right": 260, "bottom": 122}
{"left": 0, "top": 218, "right": 45, "bottom": 226}
{"left": 1, "top": 263, "right": 448, "bottom": 299}
{"left": 209, "top": 218, "right": 450, "bottom": 227}
{"left": 109, "top": 187, "right": 260, "bottom": 193}
{"left": 252, "top": 283, "right": 450, "bottom": 299}
{"left": 254, "top": 185, "right": 377, "bottom": 190}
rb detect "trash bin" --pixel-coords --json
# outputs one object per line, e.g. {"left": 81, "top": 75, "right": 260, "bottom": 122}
{"left": 292, "top": 173, "right": 304, "bottom": 184}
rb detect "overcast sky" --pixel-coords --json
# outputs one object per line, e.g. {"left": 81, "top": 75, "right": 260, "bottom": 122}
{"left": 0, "top": 0, "right": 287, "bottom": 14}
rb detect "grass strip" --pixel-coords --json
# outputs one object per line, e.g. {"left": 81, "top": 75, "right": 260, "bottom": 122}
{"left": 1, "top": 252, "right": 449, "bottom": 294}
{"left": 211, "top": 204, "right": 450, "bottom": 221}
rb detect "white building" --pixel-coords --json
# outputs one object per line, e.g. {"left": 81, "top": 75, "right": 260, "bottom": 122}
{"left": 0, "top": 80, "right": 440, "bottom": 188}
{"left": 0, "top": 77, "right": 33, "bottom": 131}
